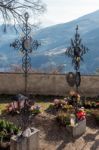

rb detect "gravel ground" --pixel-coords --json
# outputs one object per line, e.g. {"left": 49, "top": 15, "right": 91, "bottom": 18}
{"left": 32, "top": 113, "right": 99, "bottom": 150}
{"left": 1, "top": 111, "right": 99, "bottom": 150}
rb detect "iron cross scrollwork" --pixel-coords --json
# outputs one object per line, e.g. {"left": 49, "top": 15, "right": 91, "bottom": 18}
{"left": 65, "top": 25, "right": 89, "bottom": 91}
{"left": 10, "top": 12, "right": 40, "bottom": 95}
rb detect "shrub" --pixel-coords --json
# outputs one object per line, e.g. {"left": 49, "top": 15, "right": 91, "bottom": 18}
{"left": 46, "top": 104, "right": 55, "bottom": 111}
{"left": 0, "top": 120, "right": 20, "bottom": 142}
{"left": 85, "top": 109, "right": 93, "bottom": 116}
{"left": 62, "top": 105, "right": 74, "bottom": 113}
{"left": 56, "top": 111, "right": 70, "bottom": 126}
{"left": 92, "top": 110, "right": 99, "bottom": 125}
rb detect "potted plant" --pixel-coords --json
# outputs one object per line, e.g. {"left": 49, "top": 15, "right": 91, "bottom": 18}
{"left": 0, "top": 120, "right": 20, "bottom": 149}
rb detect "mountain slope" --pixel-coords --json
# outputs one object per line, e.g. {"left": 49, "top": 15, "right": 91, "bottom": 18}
{"left": 0, "top": 10, "right": 99, "bottom": 73}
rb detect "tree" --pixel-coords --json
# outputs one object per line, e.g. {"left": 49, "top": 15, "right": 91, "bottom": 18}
{"left": 0, "top": 0, "right": 45, "bottom": 31}
{"left": 10, "top": 64, "right": 22, "bottom": 72}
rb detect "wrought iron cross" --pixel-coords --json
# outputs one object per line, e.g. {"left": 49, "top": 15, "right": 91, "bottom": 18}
{"left": 10, "top": 12, "right": 40, "bottom": 95}
{"left": 65, "top": 25, "right": 89, "bottom": 91}
{"left": 66, "top": 25, "right": 89, "bottom": 71}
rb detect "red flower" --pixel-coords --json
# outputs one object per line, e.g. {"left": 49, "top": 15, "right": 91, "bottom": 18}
{"left": 76, "top": 111, "right": 86, "bottom": 121}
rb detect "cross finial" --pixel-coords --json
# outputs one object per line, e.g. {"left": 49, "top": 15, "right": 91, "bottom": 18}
{"left": 24, "top": 12, "right": 29, "bottom": 22}
{"left": 76, "top": 25, "right": 79, "bottom": 31}
{"left": 75, "top": 25, "right": 79, "bottom": 37}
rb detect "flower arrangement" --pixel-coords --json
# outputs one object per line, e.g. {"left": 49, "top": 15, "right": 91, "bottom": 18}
{"left": 76, "top": 107, "right": 86, "bottom": 121}
{"left": 46, "top": 98, "right": 74, "bottom": 114}
{"left": 56, "top": 106, "right": 86, "bottom": 126}
{"left": 6, "top": 99, "right": 41, "bottom": 116}
{"left": 69, "top": 91, "right": 81, "bottom": 106}
{"left": 54, "top": 99, "right": 67, "bottom": 109}
{"left": 30, "top": 105, "right": 41, "bottom": 115}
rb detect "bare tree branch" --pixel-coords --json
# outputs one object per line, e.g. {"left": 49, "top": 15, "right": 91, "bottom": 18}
{"left": 0, "top": 0, "right": 46, "bottom": 31}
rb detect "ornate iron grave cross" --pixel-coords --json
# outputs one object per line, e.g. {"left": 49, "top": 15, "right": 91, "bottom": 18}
{"left": 65, "top": 25, "right": 89, "bottom": 92}
{"left": 10, "top": 12, "right": 40, "bottom": 95}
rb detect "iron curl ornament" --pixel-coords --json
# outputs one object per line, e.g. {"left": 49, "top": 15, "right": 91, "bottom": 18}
{"left": 10, "top": 12, "right": 40, "bottom": 95}
{"left": 65, "top": 25, "right": 89, "bottom": 91}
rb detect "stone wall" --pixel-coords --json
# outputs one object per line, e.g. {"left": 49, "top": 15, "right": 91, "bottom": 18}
{"left": 0, "top": 72, "right": 99, "bottom": 96}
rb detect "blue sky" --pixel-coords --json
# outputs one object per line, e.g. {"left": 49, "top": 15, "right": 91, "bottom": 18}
{"left": 40, "top": 0, "right": 99, "bottom": 27}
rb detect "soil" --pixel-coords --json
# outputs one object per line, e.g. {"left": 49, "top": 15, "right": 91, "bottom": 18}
{"left": 1, "top": 111, "right": 99, "bottom": 150}
{"left": 0, "top": 142, "right": 10, "bottom": 150}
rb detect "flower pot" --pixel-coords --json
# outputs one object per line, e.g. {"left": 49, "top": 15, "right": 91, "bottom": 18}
{"left": 10, "top": 127, "right": 39, "bottom": 150}
{"left": 66, "top": 119, "right": 86, "bottom": 137}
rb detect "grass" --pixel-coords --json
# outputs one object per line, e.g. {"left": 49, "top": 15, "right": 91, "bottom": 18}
{"left": 1, "top": 95, "right": 98, "bottom": 115}
{"left": 0, "top": 97, "right": 53, "bottom": 114}
{"left": 0, "top": 101, "right": 52, "bottom": 114}
{"left": 36, "top": 101, "right": 52, "bottom": 112}
{"left": 0, "top": 103, "right": 8, "bottom": 113}
{"left": 85, "top": 109, "right": 94, "bottom": 116}
{"left": 0, "top": 97, "right": 12, "bottom": 113}
{"left": 0, "top": 95, "right": 62, "bottom": 113}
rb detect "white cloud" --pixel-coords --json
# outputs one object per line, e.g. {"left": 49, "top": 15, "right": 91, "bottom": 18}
{"left": 41, "top": 0, "right": 99, "bottom": 27}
